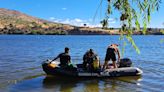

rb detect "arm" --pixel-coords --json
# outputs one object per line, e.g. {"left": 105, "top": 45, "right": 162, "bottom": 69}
{"left": 52, "top": 54, "right": 60, "bottom": 61}
{"left": 83, "top": 53, "right": 88, "bottom": 63}
{"left": 105, "top": 48, "right": 109, "bottom": 60}
{"left": 83, "top": 54, "right": 86, "bottom": 62}
{"left": 116, "top": 48, "right": 121, "bottom": 62}
{"left": 68, "top": 55, "right": 71, "bottom": 63}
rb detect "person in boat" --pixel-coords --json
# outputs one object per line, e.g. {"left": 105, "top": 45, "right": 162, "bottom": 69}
{"left": 103, "top": 44, "right": 121, "bottom": 69}
{"left": 52, "top": 47, "right": 71, "bottom": 68}
{"left": 83, "top": 49, "right": 100, "bottom": 71}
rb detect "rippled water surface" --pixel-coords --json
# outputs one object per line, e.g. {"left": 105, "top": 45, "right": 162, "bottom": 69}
{"left": 0, "top": 35, "right": 164, "bottom": 92}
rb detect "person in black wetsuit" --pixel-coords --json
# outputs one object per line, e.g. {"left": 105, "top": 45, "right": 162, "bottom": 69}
{"left": 103, "top": 44, "right": 121, "bottom": 69}
{"left": 52, "top": 47, "right": 71, "bottom": 67}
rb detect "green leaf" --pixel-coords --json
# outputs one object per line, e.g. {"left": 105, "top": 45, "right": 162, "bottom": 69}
{"left": 104, "top": 0, "right": 161, "bottom": 54}
{"left": 148, "top": 5, "right": 151, "bottom": 23}
{"left": 160, "top": 38, "right": 164, "bottom": 43}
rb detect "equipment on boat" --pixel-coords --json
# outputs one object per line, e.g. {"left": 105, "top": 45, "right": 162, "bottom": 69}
{"left": 119, "top": 58, "right": 132, "bottom": 67}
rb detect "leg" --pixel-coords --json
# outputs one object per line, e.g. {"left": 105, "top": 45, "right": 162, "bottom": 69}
{"left": 112, "top": 60, "right": 117, "bottom": 68}
{"left": 103, "top": 60, "right": 109, "bottom": 69}
{"left": 111, "top": 54, "right": 117, "bottom": 68}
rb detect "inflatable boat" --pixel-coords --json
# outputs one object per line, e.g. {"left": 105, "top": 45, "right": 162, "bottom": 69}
{"left": 42, "top": 58, "right": 143, "bottom": 78}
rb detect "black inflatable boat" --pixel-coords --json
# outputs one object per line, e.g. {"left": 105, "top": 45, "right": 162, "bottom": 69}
{"left": 42, "top": 58, "right": 142, "bottom": 78}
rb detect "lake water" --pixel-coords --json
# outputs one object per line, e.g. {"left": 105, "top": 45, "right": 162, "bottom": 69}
{"left": 0, "top": 35, "right": 164, "bottom": 92}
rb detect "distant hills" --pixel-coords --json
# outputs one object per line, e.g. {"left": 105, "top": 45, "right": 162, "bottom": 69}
{"left": 0, "top": 8, "right": 111, "bottom": 35}
{"left": 0, "top": 8, "right": 163, "bottom": 35}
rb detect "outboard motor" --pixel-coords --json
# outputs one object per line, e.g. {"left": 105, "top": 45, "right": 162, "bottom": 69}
{"left": 119, "top": 58, "right": 132, "bottom": 67}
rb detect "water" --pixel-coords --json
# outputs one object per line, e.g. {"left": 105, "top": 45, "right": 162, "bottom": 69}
{"left": 0, "top": 35, "right": 164, "bottom": 92}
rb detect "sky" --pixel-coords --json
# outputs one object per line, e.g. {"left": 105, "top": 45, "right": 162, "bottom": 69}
{"left": 0, "top": 0, "right": 164, "bottom": 28}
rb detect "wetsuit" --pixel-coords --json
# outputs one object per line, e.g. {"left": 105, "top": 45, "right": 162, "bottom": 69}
{"left": 54, "top": 53, "right": 71, "bottom": 67}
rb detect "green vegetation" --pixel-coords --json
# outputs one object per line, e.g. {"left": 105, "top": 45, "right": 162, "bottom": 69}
{"left": 103, "top": 0, "right": 161, "bottom": 54}
{"left": 160, "top": 39, "right": 164, "bottom": 43}
{"left": 30, "top": 30, "right": 43, "bottom": 35}
{"left": 30, "top": 30, "right": 67, "bottom": 35}
{"left": 160, "top": 30, "right": 164, "bottom": 34}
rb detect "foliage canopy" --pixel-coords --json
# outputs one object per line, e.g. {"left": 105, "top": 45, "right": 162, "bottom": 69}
{"left": 102, "top": 0, "right": 161, "bottom": 54}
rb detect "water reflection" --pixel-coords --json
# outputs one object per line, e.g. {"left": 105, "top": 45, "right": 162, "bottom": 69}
{"left": 7, "top": 75, "right": 142, "bottom": 92}
{"left": 42, "top": 76, "right": 77, "bottom": 92}
{"left": 42, "top": 75, "right": 142, "bottom": 92}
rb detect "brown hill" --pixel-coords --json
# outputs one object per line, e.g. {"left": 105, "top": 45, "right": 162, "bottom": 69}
{"left": 0, "top": 8, "right": 112, "bottom": 35}
{"left": 0, "top": 8, "right": 76, "bottom": 34}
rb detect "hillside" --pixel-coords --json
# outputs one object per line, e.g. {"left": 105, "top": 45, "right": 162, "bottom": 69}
{"left": 0, "top": 8, "right": 113, "bottom": 35}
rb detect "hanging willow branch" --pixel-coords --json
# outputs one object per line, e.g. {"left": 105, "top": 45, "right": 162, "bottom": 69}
{"left": 103, "top": 0, "right": 161, "bottom": 54}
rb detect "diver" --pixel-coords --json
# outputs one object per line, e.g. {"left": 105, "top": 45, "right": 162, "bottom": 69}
{"left": 103, "top": 44, "right": 121, "bottom": 69}
{"left": 83, "top": 49, "right": 100, "bottom": 71}
{"left": 52, "top": 47, "right": 71, "bottom": 68}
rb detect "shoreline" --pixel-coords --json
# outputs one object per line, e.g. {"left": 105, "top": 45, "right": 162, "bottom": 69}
{"left": 1, "top": 27, "right": 164, "bottom": 35}
{"left": 0, "top": 34, "right": 164, "bottom": 35}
